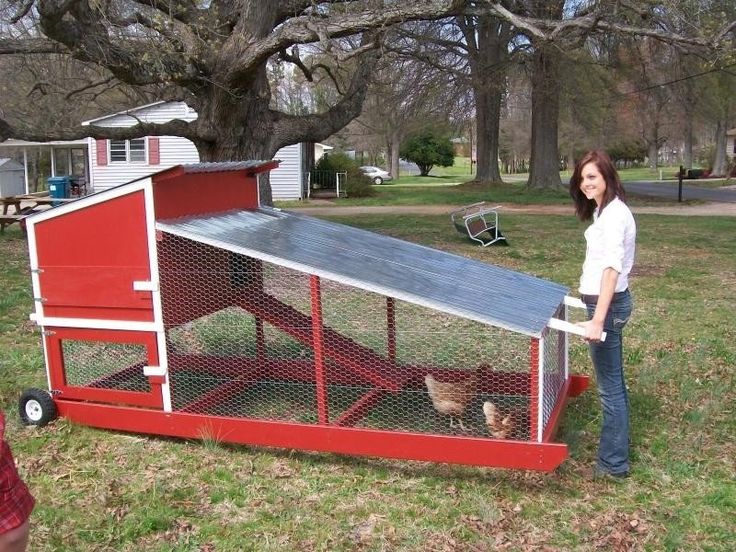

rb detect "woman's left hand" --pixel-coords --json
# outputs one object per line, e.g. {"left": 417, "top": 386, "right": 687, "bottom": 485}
{"left": 577, "top": 320, "right": 605, "bottom": 342}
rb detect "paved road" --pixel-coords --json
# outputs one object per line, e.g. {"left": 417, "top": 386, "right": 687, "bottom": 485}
{"left": 626, "top": 180, "right": 736, "bottom": 203}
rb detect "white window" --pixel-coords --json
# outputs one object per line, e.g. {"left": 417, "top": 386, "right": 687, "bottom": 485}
{"left": 109, "top": 138, "right": 147, "bottom": 163}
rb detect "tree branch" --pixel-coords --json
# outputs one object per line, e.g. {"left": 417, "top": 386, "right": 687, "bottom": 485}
{"left": 0, "top": 38, "right": 68, "bottom": 54}
{"left": 0, "top": 116, "right": 205, "bottom": 143}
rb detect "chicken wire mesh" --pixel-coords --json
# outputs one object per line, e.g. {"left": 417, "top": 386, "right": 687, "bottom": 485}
{"left": 61, "top": 340, "right": 150, "bottom": 392}
{"left": 158, "top": 234, "right": 568, "bottom": 442}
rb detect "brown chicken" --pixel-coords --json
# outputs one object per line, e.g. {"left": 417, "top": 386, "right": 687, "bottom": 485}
{"left": 425, "top": 373, "right": 478, "bottom": 432}
{"left": 483, "top": 401, "right": 517, "bottom": 439}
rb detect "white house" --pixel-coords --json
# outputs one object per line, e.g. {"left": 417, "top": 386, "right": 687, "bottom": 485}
{"left": 727, "top": 128, "right": 736, "bottom": 159}
{"left": 0, "top": 101, "right": 329, "bottom": 200}
{"left": 84, "top": 101, "right": 321, "bottom": 200}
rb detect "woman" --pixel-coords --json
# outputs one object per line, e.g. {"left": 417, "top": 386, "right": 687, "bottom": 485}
{"left": 0, "top": 411, "right": 34, "bottom": 552}
{"left": 570, "top": 150, "right": 636, "bottom": 479}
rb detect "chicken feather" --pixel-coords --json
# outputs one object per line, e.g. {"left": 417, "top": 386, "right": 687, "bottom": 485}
{"left": 425, "top": 373, "right": 478, "bottom": 432}
{"left": 483, "top": 401, "right": 518, "bottom": 439}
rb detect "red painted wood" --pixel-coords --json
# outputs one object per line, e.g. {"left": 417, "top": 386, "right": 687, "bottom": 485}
{"left": 148, "top": 137, "right": 160, "bottom": 165}
{"left": 34, "top": 191, "right": 154, "bottom": 321}
{"left": 44, "top": 327, "right": 162, "bottom": 409}
{"left": 152, "top": 163, "right": 278, "bottom": 220}
{"left": 310, "top": 276, "right": 329, "bottom": 425}
{"left": 95, "top": 139, "right": 108, "bottom": 166}
{"left": 332, "top": 388, "right": 386, "bottom": 427}
{"left": 529, "top": 338, "right": 540, "bottom": 442}
{"left": 568, "top": 374, "right": 590, "bottom": 397}
{"left": 386, "top": 297, "right": 396, "bottom": 365}
{"left": 180, "top": 379, "right": 254, "bottom": 414}
{"left": 55, "top": 401, "right": 570, "bottom": 471}
{"left": 239, "top": 292, "right": 402, "bottom": 391}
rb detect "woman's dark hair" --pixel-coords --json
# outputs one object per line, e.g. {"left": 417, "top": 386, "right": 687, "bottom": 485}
{"left": 569, "top": 150, "right": 627, "bottom": 221}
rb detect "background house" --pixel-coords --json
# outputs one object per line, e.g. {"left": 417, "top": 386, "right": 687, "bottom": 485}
{"left": 727, "top": 128, "right": 736, "bottom": 159}
{"left": 0, "top": 101, "right": 328, "bottom": 200}
{"left": 85, "top": 101, "right": 322, "bottom": 200}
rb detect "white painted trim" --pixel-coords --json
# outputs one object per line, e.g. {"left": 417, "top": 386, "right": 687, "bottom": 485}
{"left": 143, "top": 365, "right": 166, "bottom": 377}
{"left": 22, "top": 148, "right": 29, "bottom": 194}
{"left": 564, "top": 295, "right": 586, "bottom": 309}
{"left": 143, "top": 180, "right": 172, "bottom": 412}
{"left": 25, "top": 179, "right": 149, "bottom": 224}
{"left": 30, "top": 316, "right": 162, "bottom": 332}
{"left": 548, "top": 317, "right": 606, "bottom": 342}
{"left": 133, "top": 280, "right": 158, "bottom": 292}
{"left": 563, "top": 304, "right": 569, "bottom": 380}
{"left": 537, "top": 336, "right": 545, "bottom": 443}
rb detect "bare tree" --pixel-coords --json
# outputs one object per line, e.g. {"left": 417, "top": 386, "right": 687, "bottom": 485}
{"left": 0, "top": 1, "right": 732, "bottom": 198}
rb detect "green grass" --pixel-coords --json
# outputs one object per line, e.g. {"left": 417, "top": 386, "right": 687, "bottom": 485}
{"left": 2, "top": 210, "right": 735, "bottom": 550}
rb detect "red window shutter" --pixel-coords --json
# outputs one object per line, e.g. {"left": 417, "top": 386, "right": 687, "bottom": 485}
{"left": 96, "top": 139, "right": 108, "bottom": 166}
{"left": 148, "top": 137, "right": 160, "bottom": 165}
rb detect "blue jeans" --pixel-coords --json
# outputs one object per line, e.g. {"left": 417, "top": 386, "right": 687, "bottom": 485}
{"left": 585, "top": 290, "right": 633, "bottom": 475}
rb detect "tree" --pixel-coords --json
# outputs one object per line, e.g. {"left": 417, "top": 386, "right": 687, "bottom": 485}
{"left": 400, "top": 131, "right": 454, "bottom": 175}
{"left": 0, "top": 1, "right": 468, "bottom": 203}
{"left": 1, "top": 1, "right": 732, "bottom": 200}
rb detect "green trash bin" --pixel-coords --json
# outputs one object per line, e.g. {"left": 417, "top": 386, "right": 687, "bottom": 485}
{"left": 47, "top": 176, "right": 72, "bottom": 206}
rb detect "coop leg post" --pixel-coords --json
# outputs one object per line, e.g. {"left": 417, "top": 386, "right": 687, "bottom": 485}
{"left": 529, "top": 337, "right": 541, "bottom": 443}
{"left": 386, "top": 297, "right": 396, "bottom": 366}
{"left": 310, "top": 275, "right": 329, "bottom": 424}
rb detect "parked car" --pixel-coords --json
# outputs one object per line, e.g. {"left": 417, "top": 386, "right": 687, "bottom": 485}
{"left": 359, "top": 166, "right": 393, "bottom": 185}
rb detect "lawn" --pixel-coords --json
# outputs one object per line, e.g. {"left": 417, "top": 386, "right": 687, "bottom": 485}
{"left": 1, "top": 210, "right": 735, "bottom": 550}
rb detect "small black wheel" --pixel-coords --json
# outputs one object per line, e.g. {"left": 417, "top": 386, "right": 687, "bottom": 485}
{"left": 373, "top": 176, "right": 383, "bottom": 185}
{"left": 18, "top": 388, "right": 57, "bottom": 427}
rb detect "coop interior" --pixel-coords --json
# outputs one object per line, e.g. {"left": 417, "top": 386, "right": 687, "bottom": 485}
{"left": 57, "top": 233, "right": 567, "bottom": 443}
{"left": 168, "top": 234, "right": 564, "bottom": 441}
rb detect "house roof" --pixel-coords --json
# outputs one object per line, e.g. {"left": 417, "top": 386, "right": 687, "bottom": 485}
{"left": 81, "top": 101, "right": 170, "bottom": 125}
{"left": 0, "top": 138, "right": 88, "bottom": 148}
{"left": 727, "top": 128, "right": 736, "bottom": 136}
{"left": 0, "top": 158, "right": 23, "bottom": 169}
{"left": 156, "top": 207, "right": 569, "bottom": 337}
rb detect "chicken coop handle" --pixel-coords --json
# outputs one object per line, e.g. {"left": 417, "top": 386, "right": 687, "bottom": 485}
{"left": 550, "top": 296, "right": 607, "bottom": 341}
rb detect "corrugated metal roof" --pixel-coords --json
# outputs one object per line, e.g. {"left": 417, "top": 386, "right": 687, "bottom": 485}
{"left": 181, "top": 161, "right": 274, "bottom": 173}
{"left": 156, "top": 208, "right": 569, "bottom": 337}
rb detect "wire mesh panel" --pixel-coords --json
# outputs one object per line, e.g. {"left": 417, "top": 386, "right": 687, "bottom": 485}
{"left": 62, "top": 340, "right": 150, "bottom": 392}
{"left": 158, "top": 233, "right": 550, "bottom": 442}
{"left": 540, "top": 304, "right": 566, "bottom": 435}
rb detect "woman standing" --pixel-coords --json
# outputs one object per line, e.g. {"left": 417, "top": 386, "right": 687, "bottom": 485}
{"left": 570, "top": 150, "right": 636, "bottom": 479}
{"left": 0, "top": 411, "right": 34, "bottom": 551}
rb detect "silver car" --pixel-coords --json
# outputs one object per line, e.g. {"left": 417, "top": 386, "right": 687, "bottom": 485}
{"left": 359, "top": 166, "right": 393, "bottom": 185}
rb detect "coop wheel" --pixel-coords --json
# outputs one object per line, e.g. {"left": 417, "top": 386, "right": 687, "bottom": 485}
{"left": 18, "top": 388, "right": 57, "bottom": 427}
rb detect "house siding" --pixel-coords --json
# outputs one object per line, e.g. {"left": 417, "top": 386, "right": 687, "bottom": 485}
{"left": 87, "top": 101, "right": 304, "bottom": 199}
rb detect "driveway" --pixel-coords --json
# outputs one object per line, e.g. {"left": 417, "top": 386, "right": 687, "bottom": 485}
{"left": 292, "top": 202, "right": 736, "bottom": 217}
{"left": 626, "top": 180, "right": 736, "bottom": 203}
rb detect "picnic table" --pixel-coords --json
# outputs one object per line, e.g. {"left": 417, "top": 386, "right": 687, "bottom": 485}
{"left": 0, "top": 192, "right": 77, "bottom": 233}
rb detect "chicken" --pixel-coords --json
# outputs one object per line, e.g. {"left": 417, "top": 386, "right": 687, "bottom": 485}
{"left": 483, "top": 401, "right": 518, "bottom": 439}
{"left": 425, "top": 373, "right": 478, "bottom": 432}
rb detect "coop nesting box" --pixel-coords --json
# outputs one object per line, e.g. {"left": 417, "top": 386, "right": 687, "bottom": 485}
{"left": 22, "top": 162, "right": 589, "bottom": 472}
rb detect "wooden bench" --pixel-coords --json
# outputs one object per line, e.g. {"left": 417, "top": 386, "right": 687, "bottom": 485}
{"left": 450, "top": 202, "right": 508, "bottom": 247}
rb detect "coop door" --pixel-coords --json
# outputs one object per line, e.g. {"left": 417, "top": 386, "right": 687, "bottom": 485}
{"left": 43, "top": 328, "right": 164, "bottom": 409}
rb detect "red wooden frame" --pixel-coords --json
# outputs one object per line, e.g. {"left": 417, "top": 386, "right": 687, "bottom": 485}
{"left": 45, "top": 327, "right": 163, "bottom": 409}
{"left": 55, "top": 400, "right": 573, "bottom": 471}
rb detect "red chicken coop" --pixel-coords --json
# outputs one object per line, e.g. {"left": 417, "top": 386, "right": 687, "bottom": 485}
{"left": 20, "top": 161, "right": 590, "bottom": 472}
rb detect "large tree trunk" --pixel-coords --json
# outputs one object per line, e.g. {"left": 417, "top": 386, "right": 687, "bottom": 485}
{"left": 389, "top": 130, "right": 402, "bottom": 179}
{"left": 474, "top": 85, "right": 503, "bottom": 182}
{"left": 647, "top": 137, "right": 658, "bottom": 170}
{"left": 460, "top": 14, "right": 509, "bottom": 184}
{"left": 528, "top": 45, "right": 562, "bottom": 189}
{"left": 712, "top": 119, "right": 728, "bottom": 176}
{"left": 682, "top": 116, "right": 693, "bottom": 169}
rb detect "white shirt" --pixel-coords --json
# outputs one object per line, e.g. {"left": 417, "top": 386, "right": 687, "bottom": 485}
{"left": 579, "top": 197, "right": 636, "bottom": 295}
